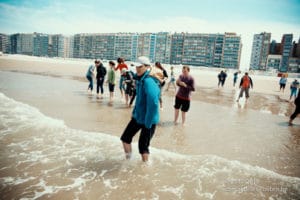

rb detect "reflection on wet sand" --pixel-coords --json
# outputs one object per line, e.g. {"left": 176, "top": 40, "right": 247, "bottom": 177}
{"left": 189, "top": 87, "right": 295, "bottom": 117}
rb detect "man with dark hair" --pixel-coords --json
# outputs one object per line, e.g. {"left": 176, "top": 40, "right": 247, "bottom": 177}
{"left": 174, "top": 65, "right": 195, "bottom": 125}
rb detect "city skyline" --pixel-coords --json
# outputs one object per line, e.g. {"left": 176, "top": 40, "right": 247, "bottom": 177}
{"left": 0, "top": 0, "right": 300, "bottom": 70}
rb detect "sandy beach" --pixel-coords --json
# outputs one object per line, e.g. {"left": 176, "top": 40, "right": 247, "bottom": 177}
{"left": 0, "top": 54, "right": 299, "bottom": 199}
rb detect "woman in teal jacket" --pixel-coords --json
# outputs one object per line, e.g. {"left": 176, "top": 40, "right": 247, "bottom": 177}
{"left": 120, "top": 56, "right": 160, "bottom": 162}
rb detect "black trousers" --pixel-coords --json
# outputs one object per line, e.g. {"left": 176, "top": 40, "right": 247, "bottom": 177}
{"left": 120, "top": 118, "right": 156, "bottom": 154}
{"left": 290, "top": 106, "right": 300, "bottom": 120}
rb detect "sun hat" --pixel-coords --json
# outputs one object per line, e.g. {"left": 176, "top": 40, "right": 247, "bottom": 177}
{"left": 134, "top": 56, "right": 151, "bottom": 67}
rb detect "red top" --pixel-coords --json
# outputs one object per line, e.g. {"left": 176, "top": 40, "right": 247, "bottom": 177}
{"left": 115, "top": 63, "right": 128, "bottom": 72}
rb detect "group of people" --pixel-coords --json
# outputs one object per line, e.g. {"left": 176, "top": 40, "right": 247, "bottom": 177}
{"left": 86, "top": 58, "right": 300, "bottom": 162}
{"left": 278, "top": 74, "right": 299, "bottom": 100}
{"left": 225, "top": 71, "right": 299, "bottom": 125}
{"left": 86, "top": 56, "right": 195, "bottom": 162}
{"left": 278, "top": 73, "right": 300, "bottom": 126}
{"left": 217, "top": 70, "right": 253, "bottom": 102}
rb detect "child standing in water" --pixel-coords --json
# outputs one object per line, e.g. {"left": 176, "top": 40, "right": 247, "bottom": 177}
{"left": 165, "top": 66, "right": 176, "bottom": 92}
{"left": 107, "top": 61, "right": 116, "bottom": 102}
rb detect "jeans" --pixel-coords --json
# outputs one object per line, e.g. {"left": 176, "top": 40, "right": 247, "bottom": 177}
{"left": 86, "top": 75, "right": 93, "bottom": 90}
{"left": 97, "top": 78, "right": 104, "bottom": 94}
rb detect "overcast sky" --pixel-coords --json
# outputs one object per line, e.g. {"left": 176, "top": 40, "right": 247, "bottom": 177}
{"left": 0, "top": 0, "right": 299, "bottom": 68}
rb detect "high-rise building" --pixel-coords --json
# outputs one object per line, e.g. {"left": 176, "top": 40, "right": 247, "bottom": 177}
{"left": 136, "top": 33, "right": 156, "bottom": 62}
{"left": 213, "top": 34, "right": 224, "bottom": 68}
{"left": 49, "top": 34, "right": 65, "bottom": 57}
{"left": 0, "top": 34, "right": 9, "bottom": 53}
{"left": 280, "top": 34, "right": 293, "bottom": 72}
{"left": 113, "top": 33, "right": 134, "bottom": 61}
{"left": 182, "top": 33, "right": 208, "bottom": 66}
{"left": 222, "top": 32, "right": 242, "bottom": 69}
{"left": 67, "top": 36, "right": 74, "bottom": 58}
{"left": 154, "top": 32, "right": 172, "bottom": 64}
{"left": 269, "top": 40, "right": 281, "bottom": 55}
{"left": 292, "top": 38, "right": 300, "bottom": 58}
{"left": 250, "top": 32, "right": 271, "bottom": 70}
{"left": 33, "top": 33, "right": 49, "bottom": 57}
{"left": 93, "top": 34, "right": 115, "bottom": 60}
{"left": 297, "top": 38, "right": 300, "bottom": 58}
{"left": 9, "top": 33, "right": 34, "bottom": 55}
{"left": 289, "top": 37, "right": 300, "bottom": 73}
{"left": 63, "top": 36, "right": 71, "bottom": 58}
{"left": 73, "top": 33, "right": 93, "bottom": 59}
{"left": 131, "top": 34, "right": 139, "bottom": 62}
{"left": 170, "top": 33, "right": 185, "bottom": 65}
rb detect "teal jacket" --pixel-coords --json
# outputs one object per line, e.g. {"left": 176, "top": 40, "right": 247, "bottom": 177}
{"left": 132, "top": 70, "right": 160, "bottom": 129}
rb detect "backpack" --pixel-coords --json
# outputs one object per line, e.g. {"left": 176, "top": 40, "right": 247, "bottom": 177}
{"left": 242, "top": 76, "right": 250, "bottom": 88}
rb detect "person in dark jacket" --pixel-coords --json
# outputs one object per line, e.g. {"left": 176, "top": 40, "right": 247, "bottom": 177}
{"left": 289, "top": 88, "right": 300, "bottom": 125}
{"left": 95, "top": 59, "right": 107, "bottom": 98}
{"left": 218, "top": 70, "right": 227, "bottom": 87}
{"left": 236, "top": 72, "right": 253, "bottom": 102}
{"left": 122, "top": 69, "right": 134, "bottom": 106}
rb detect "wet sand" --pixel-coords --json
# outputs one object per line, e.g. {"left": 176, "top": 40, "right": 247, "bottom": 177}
{"left": 0, "top": 55, "right": 300, "bottom": 199}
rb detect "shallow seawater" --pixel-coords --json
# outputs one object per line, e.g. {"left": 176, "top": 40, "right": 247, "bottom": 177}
{"left": 0, "top": 71, "right": 300, "bottom": 199}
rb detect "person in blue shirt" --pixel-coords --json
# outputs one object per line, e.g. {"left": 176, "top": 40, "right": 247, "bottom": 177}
{"left": 279, "top": 74, "right": 288, "bottom": 93}
{"left": 86, "top": 60, "right": 98, "bottom": 93}
{"left": 120, "top": 56, "right": 160, "bottom": 162}
{"left": 290, "top": 79, "right": 299, "bottom": 101}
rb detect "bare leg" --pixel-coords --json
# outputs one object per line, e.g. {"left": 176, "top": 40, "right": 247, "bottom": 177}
{"left": 122, "top": 142, "right": 132, "bottom": 159}
{"left": 141, "top": 153, "right": 149, "bottom": 162}
{"left": 181, "top": 111, "right": 186, "bottom": 125}
{"left": 174, "top": 109, "right": 179, "bottom": 124}
{"left": 159, "top": 97, "right": 163, "bottom": 109}
{"left": 120, "top": 89, "right": 124, "bottom": 98}
{"left": 110, "top": 92, "right": 114, "bottom": 102}
{"left": 125, "top": 94, "right": 129, "bottom": 105}
{"left": 172, "top": 83, "right": 176, "bottom": 92}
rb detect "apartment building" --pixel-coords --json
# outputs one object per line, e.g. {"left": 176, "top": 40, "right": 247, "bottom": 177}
{"left": 182, "top": 33, "right": 208, "bottom": 66}
{"left": 114, "top": 33, "right": 134, "bottom": 61}
{"left": 93, "top": 34, "right": 115, "bottom": 60}
{"left": 136, "top": 33, "right": 156, "bottom": 62}
{"left": 0, "top": 33, "right": 9, "bottom": 53}
{"left": 280, "top": 34, "right": 293, "bottom": 72}
{"left": 222, "top": 33, "right": 242, "bottom": 69}
{"left": 5, "top": 31, "right": 242, "bottom": 70}
{"left": 10, "top": 33, "right": 34, "bottom": 55}
{"left": 154, "top": 32, "right": 172, "bottom": 64}
{"left": 170, "top": 33, "right": 185, "bottom": 65}
{"left": 49, "top": 34, "right": 65, "bottom": 57}
{"left": 33, "top": 33, "right": 49, "bottom": 57}
{"left": 250, "top": 32, "right": 271, "bottom": 70}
